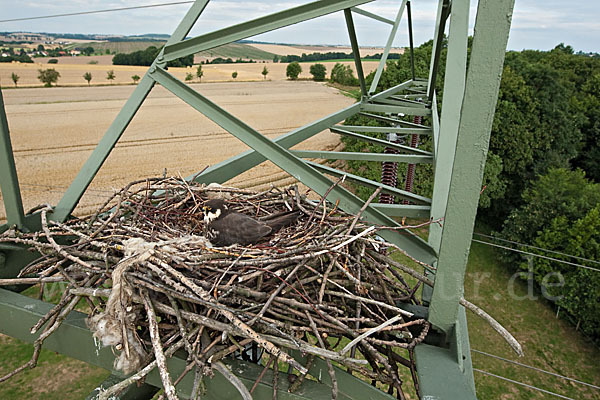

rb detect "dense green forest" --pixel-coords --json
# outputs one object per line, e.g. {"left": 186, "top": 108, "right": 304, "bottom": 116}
{"left": 342, "top": 40, "right": 600, "bottom": 340}
{"left": 112, "top": 45, "right": 193, "bottom": 67}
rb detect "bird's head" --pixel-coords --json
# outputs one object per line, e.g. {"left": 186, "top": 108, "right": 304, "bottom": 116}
{"left": 203, "top": 199, "right": 228, "bottom": 223}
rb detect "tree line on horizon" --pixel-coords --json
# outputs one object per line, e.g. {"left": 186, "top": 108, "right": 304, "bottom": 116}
{"left": 276, "top": 51, "right": 401, "bottom": 63}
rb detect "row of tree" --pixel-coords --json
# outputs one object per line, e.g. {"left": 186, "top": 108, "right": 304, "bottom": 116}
{"left": 8, "top": 69, "right": 141, "bottom": 87}
{"left": 285, "top": 61, "right": 359, "bottom": 85}
{"left": 341, "top": 40, "right": 600, "bottom": 339}
{"left": 276, "top": 51, "right": 401, "bottom": 63}
{"left": 203, "top": 57, "right": 257, "bottom": 64}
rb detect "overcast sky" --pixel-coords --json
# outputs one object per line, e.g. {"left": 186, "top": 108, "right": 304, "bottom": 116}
{"left": 0, "top": 0, "right": 598, "bottom": 53}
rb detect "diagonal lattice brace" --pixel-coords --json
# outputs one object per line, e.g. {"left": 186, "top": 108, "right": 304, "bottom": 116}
{"left": 151, "top": 66, "right": 438, "bottom": 265}
{"left": 51, "top": 0, "right": 211, "bottom": 222}
{"left": 162, "top": 0, "right": 375, "bottom": 62}
{"left": 0, "top": 88, "right": 26, "bottom": 230}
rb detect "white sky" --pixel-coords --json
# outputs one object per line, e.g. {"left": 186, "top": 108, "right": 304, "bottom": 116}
{"left": 0, "top": 0, "right": 598, "bottom": 53}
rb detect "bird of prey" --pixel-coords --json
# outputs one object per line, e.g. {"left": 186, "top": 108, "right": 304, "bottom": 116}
{"left": 202, "top": 199, "right": 301, "bottom": 246}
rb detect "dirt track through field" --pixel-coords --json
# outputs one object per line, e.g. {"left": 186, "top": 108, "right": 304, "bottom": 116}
{"left": 1, "top": 81, "right": 355, "bottom": 221}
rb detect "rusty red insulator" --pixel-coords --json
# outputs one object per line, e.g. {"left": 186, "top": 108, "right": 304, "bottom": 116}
{"left": 379, "top": 132, "right": 401, "bottom": 204}
{"left": 402, "top": 116, "right": 422, "bottom": 204}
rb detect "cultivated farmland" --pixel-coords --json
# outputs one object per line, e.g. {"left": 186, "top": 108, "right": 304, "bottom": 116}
{"left": 0, "top": 80, "right": 355, "bottom": 222}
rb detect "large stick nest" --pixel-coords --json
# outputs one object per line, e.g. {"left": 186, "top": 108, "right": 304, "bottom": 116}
{"left": 0, "top": 177, "right": 444, "bottom": 398}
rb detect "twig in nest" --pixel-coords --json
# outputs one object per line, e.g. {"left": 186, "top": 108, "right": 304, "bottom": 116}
{"left": 141, "top": 289, "right": 178, "bottom": 400}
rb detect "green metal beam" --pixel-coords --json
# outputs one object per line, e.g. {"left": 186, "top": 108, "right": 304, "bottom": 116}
{"left": 428, "top": 0, "right": 515, "bottom": 332}
{"left": 371, "top": 203, "right": 431, "bottom": 219}
{"left": 330, "top": 127, "right": 431, "bottom": 156}
{"left": 358, "top": 112, "right": 430, "bottom": 129}
{"left": 388, "top": 95, "right": 427, "bottom": 104}
{"left": 415, "top": 308, "right": 476, "bottom": 399}
{"left": 190, "top": 103, "right": 360, "bottom": 185}
{"left": 369, "top": 79, "right": 414, "bottom": 100}
{"left": 361, "top": 103, "right": 431, "bottom": 116}
{"left": 427, "top": 0, "right": 450, "bottom": 100}
{"left": 430, "top": 92, "right": 440, "bottom": 157}
{"left": 0, "top": 88, "right": 26, "bottom": 230}
{"left": 186, "top": 79, "right": 415, "bottom": 185}
{"left": 428, "top": 0, "right": 470, "bottom": 253}
{"left": 51, "top": 75, "right": 155, "bottom": 222}
{"left": 336, "top": 125, "right": 431, "bottom": 135}
{"left": 370, "top": 97, "right": 428, "bottom": 108}
{"left": 51, "top": 0, "right": 211, "bottom": 223}
{"left": 288, "top": 349, "right": 395, "bottom": 400}
{"left": 390, "top": 94, "right": 429, "bottom": 100}
{"left": 85, "top": 375, "right": 159, "bottom": 400}
{"left": 0, "top": 214, "right": 42, "bottom": 281}
{"left": 162, "top": 0, "right": 374, "bottom": 62}
{"left": 304, "top": 160, "right": 431, "bottom": 205}
{"left": 291, "top": 150, "right": 432, "bottom": 164}
{"left": 151, "top": 66, "right": 437, "bottom": 265}
{"left": 407, "top": 1, "right": 416, "bottom": 81}
{"left": 368, "top": 0, "right": 408, "bottom": 94}
{"left": 0, "top": 288, "right": 385, "bottom": 400}
{"left": 351, "top": 7, "right": 394, "bottom": 25}
{"left": 344, "top": 9, "right": 368, "bottom": 97}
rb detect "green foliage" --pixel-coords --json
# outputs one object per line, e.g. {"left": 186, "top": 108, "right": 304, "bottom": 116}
{"left": 231, "top": 71, "right": 238, "bottom": 79}
{"left": 196, "top": 64, "right": 203, "bottom": 81}
{"left": 81, "top": 46, "right": 94, "bottom": 56}
{"left": 185, "top": 72, "right": 193, "bottom": 82}
{"left": 0, "top": 52, "right": 33, "bottom": 63}
{"left": 279, "top": 51, "right": 400, "bottom": 63}
{"left": 11, "top": 72, "right": 19, "bottom": 87}
{"left": 37, "top": 68, "right": 60, "bottom": 87}
{"left": 83, "top": 72, "right": 92, "bottom": 86}
{"left": 501, "top": 168, "right": 600, "bottom": 246}
{"left": 478, "top": 153, "right": 506, "bottom": 209}
{"left": 205, "top": 57, "right": 255, "bottom": 65}
{"left": 530, "top": 206, "right": 600, "bottom": 337}
{"left": 112, "top": 45, "right": 193, "bottom": 67}
{"left": 309, "top": 63, "right": 326, "bottom": 81}
{"left": 131, "top": 74, "right": 140, "bottom": 84}
{"left": 261, "top": 66, "right": 269, "bottom": 79}
{"left": 330, "top": 63, "right": 358, "bottom": 86}
{"left": 106, "top": 70, "right": 115, "bottom": 83}
{"left": 501, "top": 168, "right": 600, "bottom": 339}
{"left": 286, "top": 62, "right": 302, "bottom": 80}
{"left": 484, "top": 43, "right": 600, "bottom": 223}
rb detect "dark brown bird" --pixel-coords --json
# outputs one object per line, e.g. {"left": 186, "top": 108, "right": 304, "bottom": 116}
{"left": 202, "top": 199, "right": 300, "bottom": 246}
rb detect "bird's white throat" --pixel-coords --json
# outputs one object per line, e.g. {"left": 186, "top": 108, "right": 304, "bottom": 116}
{"left": 204, "top": 208, "right": 221, "bottom": 223}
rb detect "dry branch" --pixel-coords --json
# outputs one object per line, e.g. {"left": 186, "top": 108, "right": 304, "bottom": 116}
{"left": 0, "top": 176, "right": 522, "bottom": 398}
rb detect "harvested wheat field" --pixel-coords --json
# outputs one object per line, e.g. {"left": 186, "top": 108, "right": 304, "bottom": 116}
{"left": 0, "top": 59, "right": 381, "bottom": 87}
{"left": 0, "top": 80, "right": 355, "bottom": 222}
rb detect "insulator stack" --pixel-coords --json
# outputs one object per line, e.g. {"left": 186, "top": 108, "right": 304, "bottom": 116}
{"left": 402, "top": 115, "right": 422, "bottom": 204}
{"left": 379, "top": 132, "right": 400, "bottom": 204}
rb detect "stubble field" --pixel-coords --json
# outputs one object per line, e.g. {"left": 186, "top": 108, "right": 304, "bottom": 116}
{"left": 0, "top": 80, "right": 355, "bottom": 222}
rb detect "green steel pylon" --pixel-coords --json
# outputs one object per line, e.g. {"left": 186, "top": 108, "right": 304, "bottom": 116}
{"left": 0, "top": 0, "right": 515, "bottom": 398}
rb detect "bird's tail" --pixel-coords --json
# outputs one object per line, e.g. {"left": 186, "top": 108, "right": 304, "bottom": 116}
{"left": 261, "top": 210, "right": 302, "bottom": 232}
